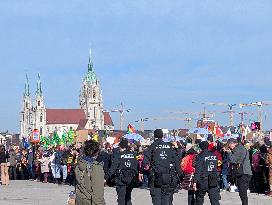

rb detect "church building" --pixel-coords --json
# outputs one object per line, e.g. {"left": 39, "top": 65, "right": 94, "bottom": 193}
{"left": 20, "top": 52, "right": 114, "bottom": 139}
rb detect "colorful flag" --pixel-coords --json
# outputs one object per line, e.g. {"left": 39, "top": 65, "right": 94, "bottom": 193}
{"left": 226, "top": 128, "right": 232, "bottom": 137}
{"left": 127, "top": 124, "right": 136, "bottom": 134}
{"left": 60, "top": 133, "right": 67, "bottom": 145}
{"left": 52, "top": 131, "right": 60, "bottom": 147}
{"left": 22, "top": 137, "right": 30, "bottom": 149}
{"left": 40, "top": 135, "right": 51, "bottom": 149}
{"left": 92, "top": 134, "right": 99, "bottom": 142}
{"left": 215, "top": 125, "right": 224, "bottom": 138}
{"left": 67, "top": 129, "right": 76, "bottom": 144}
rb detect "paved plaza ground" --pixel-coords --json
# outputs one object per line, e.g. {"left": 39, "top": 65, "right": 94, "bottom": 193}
{"left": 0, "top": 181, "right": 271, "bottom": 205}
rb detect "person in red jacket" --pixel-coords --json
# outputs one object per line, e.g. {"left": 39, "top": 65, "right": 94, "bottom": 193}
{"left": 180, "top": 144, "right": 198, "bottom": 205}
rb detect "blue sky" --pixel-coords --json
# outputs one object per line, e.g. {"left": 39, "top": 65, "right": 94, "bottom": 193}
{"left": 1, "top": 0, "right": 272, "bottom": 133}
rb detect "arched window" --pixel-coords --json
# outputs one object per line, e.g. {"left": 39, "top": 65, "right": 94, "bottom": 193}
{"left": 38, "top": 101, "right": 41, "bottom": 106}
{"left": 40, "top": 127, "right": 43, "bottom": 135}
{"left": 93, "top": 89, "right": 96, "bottom": 99}
{"left": 40, "top": 114, "right": 43, "bottom": 122}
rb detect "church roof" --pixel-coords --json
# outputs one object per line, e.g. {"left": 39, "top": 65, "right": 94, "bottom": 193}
{"left": 103, "top": 112, "right": 114, "bottom": 126}
{"left": 77, "top": 119, "right": 89, "bottom": 130}
{"left": 46, "top": 109, "right": 86, "bottom": 125}
{"left": 76, "top": 112, "right": 114, "bottom": 130}
{"left": 46, "top": 109, "right": 114, "bottom": 127}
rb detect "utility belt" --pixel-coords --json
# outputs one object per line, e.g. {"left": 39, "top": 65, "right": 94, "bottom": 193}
{"left": 151, "top": 167, "right": 178, "bottom": 188}
{"left": 117, "top": 168, "right": 137, "bottom": 185}
{"left": 198, "top": 173, "right": 219, "bottom": 188}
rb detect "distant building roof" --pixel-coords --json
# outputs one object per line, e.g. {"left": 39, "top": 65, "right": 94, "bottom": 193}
{"left": 110, "top": 131, "right": 126, "bottom": 139}
{"left": 103, "top": 112, "right": 114, "bottom": 126}
{"left": 178, "top": 129, "right": 189, "bottom": 137}
{"left": 77, "top": 119, "right": 89, "bottom": 130}
{"left": 76, "top": 113, "right": 114, "bottom": 130}
{"left": 46, "top": 109, "right": 86, "bottom": 125}
{"left": 46, "top": 109, "right": 113, "bottom": 128}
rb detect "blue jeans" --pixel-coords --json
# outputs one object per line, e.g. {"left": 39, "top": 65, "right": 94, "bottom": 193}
{"left": 222, "top": 175, "right": 229, "bottom": 190}
{"left": 51, "top": 164, "right": 61, "bottom": 179}
{"left": 141, "top": 174, "right": 149, "bottom": 188}
{"left": 27, "top": 164, "right": 34, "bottom": 179}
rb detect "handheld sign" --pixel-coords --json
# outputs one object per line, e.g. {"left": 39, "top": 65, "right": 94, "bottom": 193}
{"left": 31, "top": 129, "right": 40, "bottom": 143}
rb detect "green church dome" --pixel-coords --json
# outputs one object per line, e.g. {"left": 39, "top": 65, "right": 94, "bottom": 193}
{"left": 84, "top": 49, "right": 97, "bottom": 84}
{"left": 84, "top": 62, "right": 97, "bottom": 84}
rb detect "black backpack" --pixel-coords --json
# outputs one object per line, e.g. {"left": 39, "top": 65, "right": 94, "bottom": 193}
{"left": 120, "top": 168, "right": 137, "bottom": 185}
{"left": 118, "top": 152, "right": 138, "bottom": 185}
{"left": 152, "top": 143, "right": 173, "bottom": 173}
{"left": 151, "top": 143, "right": 177, "bottom": 187}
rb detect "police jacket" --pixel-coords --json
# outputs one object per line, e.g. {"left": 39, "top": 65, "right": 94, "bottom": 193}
{"left": 142, "top": 139, "right": 182, "bottom": 176}
{"left": 97, "top": 150, "right": 112, "bottom": 175}
{"left": 107, "top": 149, "right": 138, "bottom": 180}
{"left": 194, "top": 149, "right": 218, "bottom": 182}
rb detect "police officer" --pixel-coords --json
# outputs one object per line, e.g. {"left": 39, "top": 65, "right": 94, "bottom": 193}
{"left": 141, "top": 129, "right": 182, "bottom": 205}
{"left": 107, "top": 139, "right": 138, "bottom": 205}
{"left": 193, "top": 141, "right": 220, "bottom": 205}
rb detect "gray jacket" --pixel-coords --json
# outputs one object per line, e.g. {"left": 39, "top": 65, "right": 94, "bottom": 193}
{"left": 229, "top": 144, "right": 252, "bottom": 176}
{"left": 8, "top": 152, "right": 18, "bottom": 167}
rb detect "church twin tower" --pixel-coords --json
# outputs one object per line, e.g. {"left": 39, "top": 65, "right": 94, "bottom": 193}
{"left": 20, "top": 51, "right": 106, "bottom": 139}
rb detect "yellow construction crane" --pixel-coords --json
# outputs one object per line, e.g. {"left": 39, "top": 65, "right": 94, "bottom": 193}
{"left": 239, "top": 101, "right": 272, "bottom": 130}
{"left": 193, "top": 101, "right": 237, "bottom": 126}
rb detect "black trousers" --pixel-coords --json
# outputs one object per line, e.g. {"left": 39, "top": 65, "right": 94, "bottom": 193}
{"left": 237, "top": 175, "right": 252, "bottom": 205}
{"left": 188, "top": 190, "right": 195, "bottom": 205}
{"left": 195, "top": 180, "right": 220, "bottom": 205}
{"left": 116, "top": 185, "right": 133, "bottom": 205}
{"left": 253, "top": 172, "right": 265, "bottom": 194}
{"left": 150, "top": 181, "right": 174, "bottom": 205}
{"left": 9, "top": 166, "right": 17, "bottom": 180}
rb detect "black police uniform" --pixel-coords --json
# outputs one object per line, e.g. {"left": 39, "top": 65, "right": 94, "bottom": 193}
{"left": 194, "top": 149, "right": 220, "bottom": 205}
{"left": 142, "top": 139, "right": 182, "bottom": 205}
{"left": 108, "top": 149, "right": 138, "bottom": 205}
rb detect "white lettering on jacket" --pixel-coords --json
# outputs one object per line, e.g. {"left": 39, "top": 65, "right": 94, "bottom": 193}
{"left": 121, "top": 154, "right": 135, "bottom": 159}
{"left": 155, "top": 145, "right": 171, "bottom": 149}
{"left": 204, "top": 156, "right": 217, "bottom": 161}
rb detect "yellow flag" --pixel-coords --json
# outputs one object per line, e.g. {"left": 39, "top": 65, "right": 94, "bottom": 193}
{"left": 92, "top": 134, "right": 99, "bottom": 142}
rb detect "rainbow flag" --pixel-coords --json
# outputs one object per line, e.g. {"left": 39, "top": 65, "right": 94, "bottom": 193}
{"left": 127, "top": 124, "right": 136, "bottom": 134}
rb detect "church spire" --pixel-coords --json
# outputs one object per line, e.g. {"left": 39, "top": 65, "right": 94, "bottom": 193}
{"left": 24, "top": 74, "right": 30, "bottom": 97}
{"left": 36, "top": 73, "right": 42, "bottom": 96}
{"left": 88, "top": 48, "right": 93, "bottom": 72}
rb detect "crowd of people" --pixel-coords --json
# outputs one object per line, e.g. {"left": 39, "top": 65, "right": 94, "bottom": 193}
{"left": 0, "top": 130, "right": 272, "bottom": 205}
{"left": 0, "top": 144, "right": 79, "bottom": 186}
{"left": 74, "top": 130, "right": 272, "bottom": 205}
